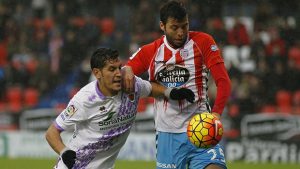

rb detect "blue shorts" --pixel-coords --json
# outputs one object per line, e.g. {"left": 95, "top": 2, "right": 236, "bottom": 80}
{"left": 156, "top": 131, "right": 227, "bottom": 169}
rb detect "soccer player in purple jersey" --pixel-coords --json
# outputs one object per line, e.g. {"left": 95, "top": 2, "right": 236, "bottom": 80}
{"left": 45, "top": 47, "right": 194, "bottom": 169}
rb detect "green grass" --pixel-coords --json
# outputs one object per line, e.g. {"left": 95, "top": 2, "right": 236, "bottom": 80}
{"left": 1, "top": 158, "right": 299, "bottom": 169}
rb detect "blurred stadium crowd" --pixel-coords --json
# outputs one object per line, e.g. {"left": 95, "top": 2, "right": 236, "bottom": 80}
{"left": 0, "top": 0, "right": 300, "bottom": 132}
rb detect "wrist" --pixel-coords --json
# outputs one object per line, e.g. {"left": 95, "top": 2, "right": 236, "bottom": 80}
{"left": 212, "top": 112, "right": 221, "bottom": 119}
{"left": 60, "top": 147, "right": 71, "bottom": 156}
{"left": 164, "top": 88, "right": 172, "bottom": 98}
{"left": 122, "top": 65, "right": 132, "bottom": 71}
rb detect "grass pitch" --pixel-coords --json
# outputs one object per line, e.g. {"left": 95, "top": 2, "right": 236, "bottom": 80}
{"left": 1, "top": 158, "right": 299, "bottom": 169}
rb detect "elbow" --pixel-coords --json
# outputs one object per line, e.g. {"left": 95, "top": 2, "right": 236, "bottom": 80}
{"left": 45, "top": 127, "right": 51, "bottom": 143}
{"left": 45, "top": 124, "right": 60, "bottom": 143}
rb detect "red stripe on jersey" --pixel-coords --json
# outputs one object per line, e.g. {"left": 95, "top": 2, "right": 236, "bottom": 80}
{"left": 149, "top": 50, "right": 158, "bottom": 81}
{"left": 175, "top": 51, "right": 184, "bottom": 65}
{"left": 164, "top": 47, "right": 172, "bottom": 61}
{"left": 193, "top": 43, "right": 203, "bottom": 103}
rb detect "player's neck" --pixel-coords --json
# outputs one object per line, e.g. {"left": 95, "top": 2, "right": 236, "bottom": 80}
{"left": 97, "top": 83, "right": 118, "bottom": 97}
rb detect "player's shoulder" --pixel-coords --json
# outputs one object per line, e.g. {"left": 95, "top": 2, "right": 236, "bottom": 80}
{"left": 72, "top": 81, "right": 98, "bottom": 103}
{"left": 135, "top": 75, "right": 150, "bottom": 82}
{"left": 189, "top": 31, "right": 214, "bottom": 41}
{"left": 133, "top": 76, "right": 146, "bottom": 90}
{"left": 133, "top": 76, "right": 152, "bottom": 97}
{"left": 141, "top": 36, "right": 164, "bottom": 51}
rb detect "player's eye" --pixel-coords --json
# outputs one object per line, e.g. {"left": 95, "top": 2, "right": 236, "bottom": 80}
{"left": 108, "top": 67, "right": 116, "bottom": 71}
{"left": 181, "top": 24, "right": 188, "bottom": 30}
{"left": 171, "top": 26, "right": 178, "bottom": 31}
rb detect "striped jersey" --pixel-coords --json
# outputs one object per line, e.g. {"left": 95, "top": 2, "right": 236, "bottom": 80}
{"left": 127, "top": 31, "right": 224, "bottom": 133}
{"left": 54, "top": 77, "right": 151, "bottom": 169}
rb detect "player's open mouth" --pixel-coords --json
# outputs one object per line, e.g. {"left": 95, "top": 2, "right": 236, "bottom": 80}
{"left": 113, "top": 80, "right": 121, "bottom": 84}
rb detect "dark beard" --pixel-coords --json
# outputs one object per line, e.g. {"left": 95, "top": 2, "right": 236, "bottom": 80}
{"left": 165, "top": 34, "right": 186, "bottom": 49}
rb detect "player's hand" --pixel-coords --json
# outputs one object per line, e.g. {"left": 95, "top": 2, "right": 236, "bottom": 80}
{"left": 61, "top": 148, "right": 76, "bottom": 169}
{"left": 212, "top": 112, "right": 221, "bottom": 119}
{"left": 122, "top": 66, "right": 135, "bottom": 93}
{"left": 165, "top": 88, "right": 195, "bottom": 103}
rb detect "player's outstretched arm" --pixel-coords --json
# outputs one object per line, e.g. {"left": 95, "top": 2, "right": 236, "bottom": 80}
{"left": 150, "top": 82, "right": 195, "bottom": 103}
{"left": 45, "top": 124, "right": 76, "bottom": 169}
{"left": 165, "top": 88, "right": 195, "bottom": 103}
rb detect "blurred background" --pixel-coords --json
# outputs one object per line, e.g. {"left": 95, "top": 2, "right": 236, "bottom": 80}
{"left": 0, "top": 0, "right": 300, "bottom": 166}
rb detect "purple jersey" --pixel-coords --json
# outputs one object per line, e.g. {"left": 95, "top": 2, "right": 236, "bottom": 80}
{"left": 54, "top": 77, "right": 151, "bottom": 169}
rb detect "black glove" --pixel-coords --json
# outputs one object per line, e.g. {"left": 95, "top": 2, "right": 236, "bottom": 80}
{"left": 165, "top": 88, "right": 195, "bottom": 103}
{"left": 61, "top": 148, "right": 76, "bottom": 169}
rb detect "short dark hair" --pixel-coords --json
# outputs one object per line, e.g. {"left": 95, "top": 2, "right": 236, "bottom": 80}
{"left": 160, "top": 0, "right": 187, "bottom": 24}
{"left": 90, "top": 47, "right": 119, "bottom": 69}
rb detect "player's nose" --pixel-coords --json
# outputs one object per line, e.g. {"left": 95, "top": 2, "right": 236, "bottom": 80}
{"left": 177, "top": 28, "right": 184, "bottom": 37}
{"left": 115, "top": 68, "right": 122, "bottom": 77}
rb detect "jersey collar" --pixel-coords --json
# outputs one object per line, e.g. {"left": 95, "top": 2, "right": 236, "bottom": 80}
{"left": 95, "top": 81, "right": 121, "bottom": 100}
{"left": 95, "top": 81, "right": 106, "bottom": 100}
{"left": 163, "top": 34, "right": 189, "bottom": 52}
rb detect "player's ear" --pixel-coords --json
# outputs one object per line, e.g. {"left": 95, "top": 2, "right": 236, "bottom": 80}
{"left": 159, "top": 21, "right": 165, "bottom": 32}
{"left": 92, "top": 68, "right": 102, "bottom": 79}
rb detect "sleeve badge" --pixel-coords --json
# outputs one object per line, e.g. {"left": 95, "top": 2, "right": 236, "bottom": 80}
{"left": 63, "top": 105, "right": 78, "bottom": 118}
{"left": 210, "top": 45, "right": 219, "bottom": 51}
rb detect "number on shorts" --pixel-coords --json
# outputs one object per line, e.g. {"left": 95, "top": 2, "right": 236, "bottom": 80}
{"left": 207, "top": 148, "right": 226, "bottom": 163}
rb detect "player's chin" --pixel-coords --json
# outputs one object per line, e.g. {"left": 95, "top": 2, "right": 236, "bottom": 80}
{"left": 173, "top": 40, "right": 184, "bottom": 48}
{"left": 112, "top": 83, "right": 122, "bottom": 91}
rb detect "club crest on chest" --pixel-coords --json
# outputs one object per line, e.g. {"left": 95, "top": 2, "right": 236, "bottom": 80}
{"left": 128, "top": 93, "right": 135, "bottom": 102}
{"left": 180, "top": 49, "right": 188, "bottom": 58}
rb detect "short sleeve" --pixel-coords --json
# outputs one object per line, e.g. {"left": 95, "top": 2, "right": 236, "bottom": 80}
{"left": 55, "top": 98, "right": 86, "bottom": 131}
{"left": 134, "top": 76, "right": 152, "bottom": 98}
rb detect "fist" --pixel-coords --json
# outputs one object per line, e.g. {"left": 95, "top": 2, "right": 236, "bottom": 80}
{"left": 169, "top": 88, "right": 195, "bottom": 103}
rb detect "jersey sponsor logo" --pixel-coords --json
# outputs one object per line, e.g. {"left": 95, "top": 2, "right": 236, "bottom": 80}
{"left": 156, "top": 162, "right": 176, "bottom": 168}
{"left": 98, "top": 113, "right": 135, "bottom": 127}
{"left": 210, "top": 44, "right": 219, "bottom": 51}
{"left": 62, "top": 105, "right": 78, "bottom": 119}
{"left": 103, "top": 111, "right": 116, "bottom": 121}
{"left": 156, "top": 64, "right": 190, "bottom": 87}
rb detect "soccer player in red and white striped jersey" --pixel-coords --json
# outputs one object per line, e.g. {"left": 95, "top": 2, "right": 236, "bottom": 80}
{"left": 123, "top": 1, "right": 231, "bottom": 169}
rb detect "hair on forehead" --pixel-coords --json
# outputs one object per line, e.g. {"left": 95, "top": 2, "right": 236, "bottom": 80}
{"left": 160, "top": 0, "right": 187, "bottom": 24}
{"left": 90, "top": 48, "right": 119, "bottom": 69}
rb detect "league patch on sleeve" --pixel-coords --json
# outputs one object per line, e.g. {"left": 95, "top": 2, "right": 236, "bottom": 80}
{"left": 62, "top": 105, "right": 78, "bottom": 119}
{"left": 210, "top": 44, "right": 219, "bottom": 51}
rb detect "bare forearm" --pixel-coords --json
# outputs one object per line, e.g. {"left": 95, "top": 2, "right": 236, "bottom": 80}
{"left": 149, "top": 82, "right": 166, "bottom": 97}
{"left": 45, "top": 123, "right": 66, "bottom": 155}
